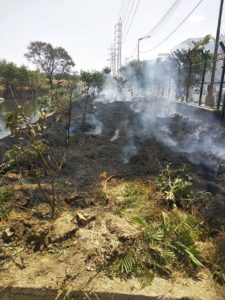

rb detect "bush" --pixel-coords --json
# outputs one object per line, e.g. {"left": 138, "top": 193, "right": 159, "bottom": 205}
{"left": 157, "top": 165, "right": 210, "bottom": 211}
{"left": 4, "top": 140, "right": 49, "bottom": 172}
{"left": 112, "top": 211, "right": 203, "bottom": 286}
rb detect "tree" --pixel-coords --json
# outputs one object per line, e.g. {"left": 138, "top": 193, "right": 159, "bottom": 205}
{"left": 16, "top": 65, "right": 29, "bottom": 87}
{"left": 27, "top": 70, "right": 46, "bottom": 90}
{"left": 0, "top": 60, "right": 18, "bottom": 90}
{"left": 25, "top": 41, "right": 75, "bottom": 87}
{"left": 172, "top": 35, "right": 213, "bottom": 93}
{"left": 80, "top": 70, "right": 105, "bottom": 92}
{"left": 80, "top": 71, "right": 94, "bottom": 91}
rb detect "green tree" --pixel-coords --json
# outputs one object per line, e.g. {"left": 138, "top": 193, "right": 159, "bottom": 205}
{"left": 80, "top": 71, "right": 94, "bottom": 91}
{"left": 16, "top": 65, "right": 29, "bottom": 87}
{"left": 80, "top": 70, "right": 105, "bottom": 93}
{"left": 173, "top": 34, "right": 213, "bottom": 91}
{"left": 0, "top": 60, "right": 18, "bottom": 92}
{"left": 25, "top": 41, "right": 75, "bottom": 88}
{"left": 27, "top": 70, "right": 46, "bottom": 92}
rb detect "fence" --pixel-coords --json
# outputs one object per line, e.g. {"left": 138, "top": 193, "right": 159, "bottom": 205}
{"left": 165, "top": 48, "right": 225, "bottom": 123}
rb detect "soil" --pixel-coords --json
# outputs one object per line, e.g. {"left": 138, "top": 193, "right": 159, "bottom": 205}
{"left": 0, "top": 99, "right": 225, "bottom": 300}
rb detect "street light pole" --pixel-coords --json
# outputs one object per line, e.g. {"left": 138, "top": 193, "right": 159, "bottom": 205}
{"left": 137, "top": 35, "right": 151, "bottom": 61}
{"left": 206, "top": 0, "right": 224, "bottom": 106}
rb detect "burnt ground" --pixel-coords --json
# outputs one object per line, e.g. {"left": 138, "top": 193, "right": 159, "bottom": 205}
{"left": 44, "top": 99, "right": 225, "bottom": 227}
{"left": 0, "top": 99, "right": 225, "bottom": 299}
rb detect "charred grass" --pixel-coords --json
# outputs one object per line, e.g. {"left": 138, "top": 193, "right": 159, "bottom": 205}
{"left": 0, "top": 100, "right": 225, "bottom": 294}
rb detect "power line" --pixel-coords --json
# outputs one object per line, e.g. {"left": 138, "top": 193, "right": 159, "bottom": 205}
{"left": 121, "top": 0, "right": 130, "bottom": 24}
{"left": 127, "top": 0, "right": 181, "bottom": 60}
{"left": 141, "top": 0, "right": 204, "bottom": 53}
{"left": 144, "top": 0, "right": 182, "bottom": 37}
{"left": 123, "top": 0, "right": 135, "bottom": 35}
{"left": 118, "top": 0, "right": 126, "bottom": 20}
{"left": 123, "top": 0, "right": 141, "bottom": 46}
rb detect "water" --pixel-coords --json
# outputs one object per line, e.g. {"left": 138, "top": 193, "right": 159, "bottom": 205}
{"left": 0, "top": 98, "right": 38, "bottom": 139}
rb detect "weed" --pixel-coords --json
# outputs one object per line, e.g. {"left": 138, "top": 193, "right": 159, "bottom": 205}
{"left": 111, "top": 211, "right": 203, "bottom": 287}
{"left": 3, "top": 140, "right": 49, "bottom": 173}
{"left": 112, "top": 250, "right": 154, "bottom": 288}
{"left": 0, "top": 187, "right": 14, "bottom": 218}
{"left": 212, "top": 231, "right": 225, "bottom": 285}
{"left": 121, "top": 183, "right": 143, "bottom": 208}
{"left": 157, "top": 165, "right": 210, "bottom": 211}
{"left": 135, "top": 212, "right": 203, "bottom": 268}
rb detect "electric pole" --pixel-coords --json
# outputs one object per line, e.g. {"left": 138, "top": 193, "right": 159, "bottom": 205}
{"left": 109, "top": 19, "right": 122, "bottom": 75}
{"left": 206, "top": 0, "right": 224, "bottom": 106}
{"left": 137, "top": 35, "right": 151, "bottom": 61}
{"left": 117, "top": 19, "right": 122, "bottom": 72}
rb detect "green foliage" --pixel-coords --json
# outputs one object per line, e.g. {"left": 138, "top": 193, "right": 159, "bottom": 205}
{"left": 121, "top": 183, "right": 143, "bottom": 208}
{"left": 112, "top": 211, "right": 203, "bottom": 287}
{"left": 112, "top": 250, "right": 154, "bottom": 288}
{"left": 25, "top": 41, "right": 75, "bottom": 86}
{"left": 37, "top": 95, "right": 51, "bottom": 111}
{"left": 174, "top": 35, "right": 212, "bottom": 68}
{"left": 4, "top": 141, "right": 49, "bottom": 172}
{"left": 27, "top": 70, "right": 46, "bottom": 89}
{"left": 50, "top": 87, "right": 70, "bottom": 108}
{"left": 5, "top": 112, "right": 24, "bottom": 135}
{"left": 213, "top": 232, "right": 225, "bottom": 285}
{"left": 80, "top": 70, "right": 105, "bottom": 92}
{"left": 97, "top": 190, "right": 109, "bottom": 205}
{"left": 157, "top": 165, "right": 209, "bottom": 210}
{"left": 173, "top": 34, "right": 213, "bottom": 88}
{"left": 36, "top": 96, "right": 51, "bottom": 129}
{"left": 0, "top": 59, "right": 46, "bottom": 91}
{"left": 0, "top": 59, "right": 18, "bottom": 89}
{"left": 157, "top": 165, "right": 192, "bottom": 209}
{"left": 139, "top": 212, "right": 203, "bottom": 267}
{"left": 0, "top": 187, "right": 14, "bottom": 218}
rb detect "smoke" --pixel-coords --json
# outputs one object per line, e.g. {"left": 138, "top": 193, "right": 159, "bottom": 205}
{"left": 110, "top": 129, "right": 120, "bottom": 142}
{"left": 96, "top": 60, "right": 225, "bottom": 171}
{"left": 86, "top": 114, "right": 103, "bottom": 135}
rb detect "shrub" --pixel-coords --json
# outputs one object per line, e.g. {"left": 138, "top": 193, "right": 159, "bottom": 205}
{"left": 112, "top": 211, "right": 203, "bottom": 286}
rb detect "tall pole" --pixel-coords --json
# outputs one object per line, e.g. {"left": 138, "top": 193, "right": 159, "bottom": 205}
{"left": 137, "top": 38, "right": 141, "bottom": 61}
{"left": 206, "top": 0, "right": 224, "bottom": 106}
{"left": 211, "top": 0, "right": 224, "bottom": 86}
{"left": 137, "top": 35, "right": 151, "bottom": 61}
{"left": 117, "top": 19, "right": 122, "bottom": 71}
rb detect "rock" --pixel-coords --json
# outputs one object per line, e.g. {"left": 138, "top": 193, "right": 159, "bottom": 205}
{"left": 76, "top": 212, "right": 96, "bottom": 227}
{"left": 51, "top": 212, "right": 78, "bottom": 243}
{"left": 76, "top": 212, "right": 88, "bottom": 226}
{"left": 2, "top": 227, "right": 15, "bottom": 243}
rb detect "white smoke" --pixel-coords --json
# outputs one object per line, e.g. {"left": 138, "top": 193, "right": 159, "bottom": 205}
{"left": 86, "top": 114, "right": 103, "bottom": 135}
{"left": 95, "top": 60, "right": 225, "bottom": 171}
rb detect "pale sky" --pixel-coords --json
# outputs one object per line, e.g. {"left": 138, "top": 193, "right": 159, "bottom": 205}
{"left": 0, "top": 0, "right": 223, "bottom": 72}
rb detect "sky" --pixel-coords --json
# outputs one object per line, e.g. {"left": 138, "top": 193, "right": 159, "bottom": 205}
{"left": 0, "top": 0, "right": 223, "bottom": 72}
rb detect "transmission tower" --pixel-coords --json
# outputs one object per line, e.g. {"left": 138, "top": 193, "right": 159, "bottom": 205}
{"left": 109, "top": 44, "right": 116, "bottom": 76}
{"left": 109, "top": 19, "right": 122, "bottom": 75}
{"left": 117, "top": 19, "right": 122, "bottom": 72}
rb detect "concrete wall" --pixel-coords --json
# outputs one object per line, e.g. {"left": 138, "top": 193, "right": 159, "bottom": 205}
{"left": 0, "top": 287, "right": 190, "bottom": 300}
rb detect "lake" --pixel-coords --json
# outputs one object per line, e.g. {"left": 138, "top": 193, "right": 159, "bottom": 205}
{"left": 0, "top": 98, "right": 39, "bottom": 139}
